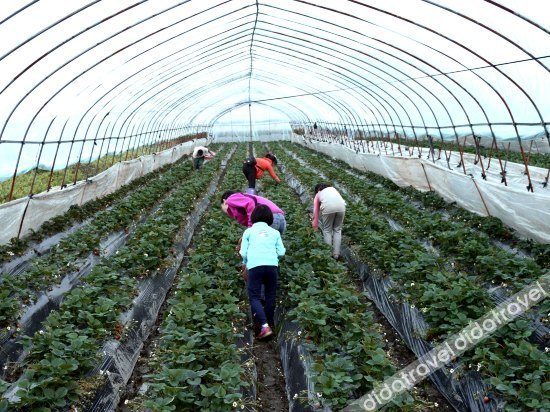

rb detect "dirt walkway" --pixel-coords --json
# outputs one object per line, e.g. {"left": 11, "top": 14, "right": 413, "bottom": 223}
{"left": 252, "top": 338, "right": 289, "bottom": 411}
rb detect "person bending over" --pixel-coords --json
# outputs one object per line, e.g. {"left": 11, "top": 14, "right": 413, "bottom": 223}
{"left": 221, "top": 190, "right": 286, "bottom": 235}
{"left": 312, "top": 183, "right": 346, "bottom": 260}
{"left": 192, "top": 146, "right": 216, "bottom": 170}
{"left": 242, "top": 153, "right": 281, "bottom": 194}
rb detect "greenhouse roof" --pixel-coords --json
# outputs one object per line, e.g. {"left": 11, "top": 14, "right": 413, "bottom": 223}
{"left": 0, "top": 0, "right": 549, "bottom": 180}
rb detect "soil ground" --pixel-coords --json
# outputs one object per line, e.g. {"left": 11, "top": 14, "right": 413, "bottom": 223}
{"left": 252, "top": 337, "right": 289, "bottom": 411}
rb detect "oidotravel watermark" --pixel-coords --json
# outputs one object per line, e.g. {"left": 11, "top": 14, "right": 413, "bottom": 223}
{"left": 343, "top": 274, "right": 549, "bottom": 411}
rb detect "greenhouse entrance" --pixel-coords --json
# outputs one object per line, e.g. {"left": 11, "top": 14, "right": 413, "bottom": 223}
{"left": 0, "top": 1, "right": 548, "bottom": 411}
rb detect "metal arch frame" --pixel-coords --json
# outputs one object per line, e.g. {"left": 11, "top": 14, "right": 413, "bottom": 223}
{"left": 179, "top": 79, "right": 314, "bottom": 125}
{"left": 48, "top": 17, "right": 258, "bottom": 159}
{"left": 201, "top": 75, "right": 350, "bottom": 129}
{"left": 264, "top": 2, "right": 536, "bottom": 183}
{"left": 1, "top": 0, "right": 253, "bottom": 199}
{"left": 260, "top": 5, "right": 509, "bottom": 176}
{"left": 141, "top": 73, "right": 313, "bottom": 146}
{"left": 256, "top": 8, "right": 492, "bottom": 170}
{"left": 0, "top": 0, "right": 548, "bottom": 201}
{"left": 260, "top": 12, "right": 488, "bottom": 167}
{"left": 107, "top": 57, "right": 253, "bottom": 151}
{"left": 205, "top": 100, "right": 310, "bottom": 133}
{"left": 3, "top": 0, "right": 548, "bottom": 146}
{"left": 255, "top": 29, "right": 446, "bottom": 157}
{"left": 339, "top": 0, "right": 546, "bottom": 190}
{"left": 112, "top": 36, "right": 356, "bottom": 142}
{"left": 128, "top": 73, "right": 251, "bottom": 154}
{"left": 252, "top": 40, "right": 424, "bottom": 155}
{"left": 1, "top": 1, "right": 548, "bottom": 138}
{"left": 66, "top": 29, "right": 255, "bottom": 159}
{"left": 246, "top": 0, "right": 260, "bottom": 148}
{"left": 250, "top": 54, "right": 399, "bottom": 149}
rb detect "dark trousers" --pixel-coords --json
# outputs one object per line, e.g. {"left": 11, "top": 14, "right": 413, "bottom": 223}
{"left": 242, "top": 162, "right": 256, "bottom": 188}
{"left": 193, "top": 157, "right": 204, "bottom": 170}
{"left": 247, "top": 265, "right": 278, "bottom": 327}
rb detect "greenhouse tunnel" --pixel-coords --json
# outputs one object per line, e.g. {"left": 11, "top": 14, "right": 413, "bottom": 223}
{"left": 0, "top": 1, "right": 549, "bottom": 411}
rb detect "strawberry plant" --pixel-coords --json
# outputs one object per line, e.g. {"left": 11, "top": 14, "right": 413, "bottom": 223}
{"left": 1, "top": 147, "right": 227, "bottom": 410}
{"left": 276, "top": 142, "right": 549, "bottom": 411}
{"left": 0, "top": 153, "right": 207, "bottom": 332}
{"left": 258, "top": 143, "right": 425, "bottom": 410}
{"left": 135, "top": 145, "right": 252, "bottom": 410}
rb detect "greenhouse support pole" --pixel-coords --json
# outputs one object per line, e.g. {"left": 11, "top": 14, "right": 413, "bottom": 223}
{"left": 122, "top": 124, "right": 138, "bottom": 161}
{"left": 249, "top": 102, "right": 253, "bottom": 149}
{"left": 526, "top": 140, "right": 533, "bottom": 165}
{"left": 93, "top": 120, "right": 113, "bottom": 177}
{"left": 86, "top": 115, "right": 108, "bottom": 179}
{"left": 16, "top": 197, "right": 32, "bottom": 239}
{"left": 6, "top": 141, "right": 24, "bottom": 202}
{"left": 75, "top": 112, "right": 110, "bottom": 184}
{"left": 471, "top": 135, "right": 488, "bottom": 180}
{"left": 420, "top": 163, "right": 433, "bottom": 192}
{"left": 455, "top": 136, "right": 467, "bottom": 175}
{"left": 72, "top": 116, "right": 98, "bottom": 186}
{"left": 486, "top": 138, "right": 495, "bottom": 169}
{"left": 472, "top": 178, "right": 491, "bottom": 216}
{"left": 29, "top": 118, "right": 56, "bottom": 197}
{"left": 47, "top": 119, "right": 69, "bottom": 192}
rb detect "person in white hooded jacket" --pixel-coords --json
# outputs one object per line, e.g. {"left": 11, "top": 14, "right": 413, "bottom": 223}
{"left": 192, "top": 146, "right": 215, "bottom": 170}
{"left": 312, "top": 182, "right": 346, "bottom": 259}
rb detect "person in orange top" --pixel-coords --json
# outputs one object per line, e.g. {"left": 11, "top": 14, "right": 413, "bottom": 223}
{"left": 242, "top": 153, "right": 281, "bottom": 194}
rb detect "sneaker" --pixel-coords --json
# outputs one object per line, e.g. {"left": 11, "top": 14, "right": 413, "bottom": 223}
{"left": 257, "top": 326, "right": 272, "bottom": 339}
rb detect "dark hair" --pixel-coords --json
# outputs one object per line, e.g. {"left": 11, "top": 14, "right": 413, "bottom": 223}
{"left": 314, "top": 183, "right": 330, "bottom": 194}
{"left": 221, "top": 190, "right": 237, "bottom": 203}
{"left": 264, "top": 153, "right": 278, "bottom": 165}
{"left": 251, "top": 204, "right": 273, "bottom": 225}
{"left": 197, "top": 149, "right": 204, "bottom": 156}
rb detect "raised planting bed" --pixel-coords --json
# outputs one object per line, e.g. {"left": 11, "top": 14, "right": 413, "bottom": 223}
{"left": 291, "top": 142, "right": 550, "bottom": 270}
{"left": 0, "top": 153, "right": 219, "bottom": 375}
{"left": 0, "top": 153, "right": 198, "bottom": 267}
{"left": 274, "top": 143, "right": 549, "bottom": 412}
{"left": 0, "top": 147, "right": 229, "bottom": 410}
{"left": 280, "top": 142, "right": 549, "bottom": 348}
{"left": 257, "top": 143, "right": 431, "bottom": 411}
{"left": 123, "top": 145, "right": 257, "bottom": 411}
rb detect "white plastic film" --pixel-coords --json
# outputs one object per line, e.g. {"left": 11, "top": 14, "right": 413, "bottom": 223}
{"left": 292, "top": 135, "right": 550, "bottom": 243}
{"left": 0, "top": 140, "right": 200, "bottom": 245}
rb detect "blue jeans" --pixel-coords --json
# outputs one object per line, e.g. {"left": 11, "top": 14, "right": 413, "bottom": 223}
{"left": 271, "top": 212, "right": 286, "bottom": 235}
{"left": 247, "top": 265, "right": 278, "bottom": 327}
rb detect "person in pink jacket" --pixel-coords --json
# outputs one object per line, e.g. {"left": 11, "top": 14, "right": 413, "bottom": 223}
{"left": 220, "top": 191, "right": 286, "bottom": 235}
{"left": 312, "top": 183, "right": 346, "bottom": 259}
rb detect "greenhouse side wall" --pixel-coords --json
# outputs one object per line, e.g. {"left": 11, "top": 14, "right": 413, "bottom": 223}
{"left": 291, "top": 135, "right": 550, "bottom": 244}
{"left": 0, "top": 139, "right": 206, "bottom": 245}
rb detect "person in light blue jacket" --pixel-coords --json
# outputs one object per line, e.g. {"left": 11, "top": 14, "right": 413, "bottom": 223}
{"left": 240, "top": 204, "right": 286, "bottom": 339}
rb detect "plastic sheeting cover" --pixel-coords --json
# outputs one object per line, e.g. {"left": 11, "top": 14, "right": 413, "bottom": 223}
{"left": 0, "top": 139, "right": 204, "bottom": 245}
{"left": 293, "top": 135, "right": 550, "bottom": 243}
